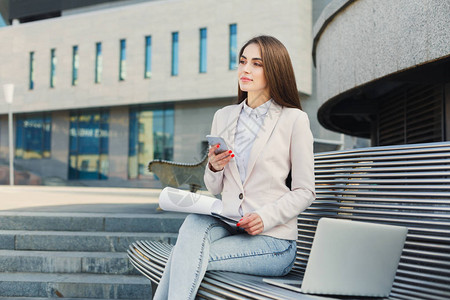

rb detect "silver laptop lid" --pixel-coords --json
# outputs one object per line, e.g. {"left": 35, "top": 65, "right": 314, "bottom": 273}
{"left": 301, "top": 218, "right": 407, "bottom": 297}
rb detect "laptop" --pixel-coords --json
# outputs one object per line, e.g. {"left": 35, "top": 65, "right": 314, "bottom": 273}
{"left": 263, "top": 218, "right": 407, "bottom": 297}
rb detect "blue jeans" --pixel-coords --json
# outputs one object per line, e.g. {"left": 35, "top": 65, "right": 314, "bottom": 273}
{"left": 153, "top": 214, "right": 296, "bottom": 300}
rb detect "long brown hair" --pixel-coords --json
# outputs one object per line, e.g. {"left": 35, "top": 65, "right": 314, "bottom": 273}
{"left": 237, "top": 35, "right": 302, "bottom": 109}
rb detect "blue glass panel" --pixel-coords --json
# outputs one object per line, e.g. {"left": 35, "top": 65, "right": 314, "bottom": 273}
{"left": 29, "top": 52, "right": 34, "bottom": 90}
{"left": 199, "top": 28, "right": 207, "bottom": 73}
{"left": 99, "top": 111, "right": 109, "bottom": 155}
{"left": 95, "top": 42, "right": 102, "bottom": 83}
{"left": 69, "top": 113, "right": 78, "bottom": 154}
{"left": 153, "top": 110, "right": 164, "bottom": 160}
{"left": 128, "top": 109, "right": 138, "bottom": 156}
{"left": 24, "top": 117, "right": 44, "bottom": 158}
{"left": 15, "top": 114, "right": 51, "bottom": 159}
{"left": 72, "top": 46, "right": 79, "bottom": 86}
{"left": 77, "top": 113, "right": 100, "bottom": 154}
{"left": 68, "top": 112, "right": 79, "bottom": 179}
{"left": 15, "top": 119, "right": 24, "bottom": 158}
{"left": 68, "top": 110, "right": 109, "bottom": 180}
{"left": 76, "top": 112, "right": 100, "bottom": 180}
{"left": 50, "top": 49, "right": 56, "bottom": 88}
{"left": 43, "top": 114, "right": 52, "bottom": 158}
{"left": 145, "top": 36, "right": 152, "bottom": 78}
{"left": 171, "top": 32, "right": 179, "bottom": 76}
{"left": 164, "top": 109, "right": 174, "bottom": 160}
{"left": 229, "top": 24, "right": 237, "bottom": 70}
{"left": 119, "top": 39, "right": 126, "bottom": 81}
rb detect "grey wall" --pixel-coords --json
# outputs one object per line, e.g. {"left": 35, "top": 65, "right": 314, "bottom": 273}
{"left": 50, "top": 110, "right": 70, "bottom": 179}
{"left": 108, "top": 106, "right": 129, "bottom": 180}
{"left": 174, "top": 99, "right": 232, "bottom": 163}
{"left": 313, "top": 0, "right": 450, "bottom": 107}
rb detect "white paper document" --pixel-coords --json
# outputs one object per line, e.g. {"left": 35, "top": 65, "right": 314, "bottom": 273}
{"left": 159, "top": 187, "right": 223, "bottom": 215}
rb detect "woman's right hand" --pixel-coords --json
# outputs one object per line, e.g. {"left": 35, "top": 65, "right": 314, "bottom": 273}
{"left": 208, "top": 145, "right": 234, "bottom": 172}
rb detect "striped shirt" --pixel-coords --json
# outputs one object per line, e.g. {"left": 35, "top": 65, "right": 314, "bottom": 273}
{"left": 234, "top": 99, "right": 273, "bottom": 183}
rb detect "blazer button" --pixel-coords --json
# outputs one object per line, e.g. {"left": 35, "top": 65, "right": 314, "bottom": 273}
{"left": 239, "top": 193, "right": 243, "bottom": 200}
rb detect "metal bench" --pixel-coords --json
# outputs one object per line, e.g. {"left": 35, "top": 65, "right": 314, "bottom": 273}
{"left": 128, "top": 142, "right": 450, "bottom": 299}
{"left": 148, "top": 154, "right": 208, "bottom": 193}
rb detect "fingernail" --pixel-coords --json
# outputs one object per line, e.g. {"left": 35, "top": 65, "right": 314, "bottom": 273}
{"left": 228, "top": 150, "right": 232, "bottom": 153}
{"left": 236, "top": 223, "right": 240, "bottom": 226}
{"left": 231, "top": 154, "right": 235, "bottom": 158}
{"left": 216, "top": 144, "right": 220, "bottom": 148}
{"left": 239, "top": 218, "right": 243, "bottom": 221}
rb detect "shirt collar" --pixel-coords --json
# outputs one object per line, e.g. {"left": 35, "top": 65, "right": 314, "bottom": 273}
{"left": 242, "top": 98, "right": 273, "bottom": 118}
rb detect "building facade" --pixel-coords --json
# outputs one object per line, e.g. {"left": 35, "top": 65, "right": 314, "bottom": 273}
{"left": 0, "top": 0, "right": 346, "bottom": 187}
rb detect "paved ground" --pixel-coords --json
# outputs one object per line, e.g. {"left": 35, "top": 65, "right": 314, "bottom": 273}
{"left": 0, "top": 185, "right": 213, "bottom": 214}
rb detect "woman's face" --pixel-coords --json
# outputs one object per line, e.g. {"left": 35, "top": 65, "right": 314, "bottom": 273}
{"left": 238, "top": 43, "right": 269, "bottom": 96}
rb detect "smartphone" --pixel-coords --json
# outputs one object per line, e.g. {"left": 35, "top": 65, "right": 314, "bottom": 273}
{"left": 206, "top": 135, "right": 229, "bottom": 154}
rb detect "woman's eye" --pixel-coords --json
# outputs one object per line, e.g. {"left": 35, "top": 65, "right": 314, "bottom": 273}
{"left": 239, "top": 60, "right": 245, "bottom": 64}
{"left": 254, "top": 63, "right": 262, "bottom": 67}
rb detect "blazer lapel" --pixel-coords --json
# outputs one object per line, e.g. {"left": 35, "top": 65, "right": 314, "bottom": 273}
{"left": 244, "top": 101, "right": 283, "bottom": 185}
{"left": 222, "top": 102, "right": 245, "bottom": 190}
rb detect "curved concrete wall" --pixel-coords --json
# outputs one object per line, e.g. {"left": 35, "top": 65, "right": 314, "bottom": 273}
{"left": 313, "top": 0, "right": 450, "bottom": 106}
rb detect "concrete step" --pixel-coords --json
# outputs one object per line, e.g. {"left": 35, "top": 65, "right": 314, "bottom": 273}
{"left": 0, "top": 211, "right": 186, "bottom": 233}
{"left": 0, "top": 250, "right": 139, "bottom": 275}
{"left": 0, "top": 272, "right": 151, "bottom": 299}
{"left": 0, "top": 230, "right": 178, "bottom": 252}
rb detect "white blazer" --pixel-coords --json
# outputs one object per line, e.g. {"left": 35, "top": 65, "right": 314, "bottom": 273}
{"left": 204, "top": 101, "right": 316, "bottom": 240}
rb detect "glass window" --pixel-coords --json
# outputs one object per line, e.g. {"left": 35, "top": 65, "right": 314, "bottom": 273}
{"left": 15, "top": 113, "right": 51, "bottom": 159}
{"left": 95, "top": 42, "right": 102, "bottom": 83}
{"left": 68, "top": 110, "right": 109, "bottom": 180}
{"left": 50, "top": 48, "right": 56, "bottom": 88}
{"left": 29, "top": 52, "right": 35, "bottom": 90}
{"left": 145, "top": 35, "right": 152, "bottom": 78}
{"left": 128, "top": 105, "right": 174, "bottom": 179}
{"left": 171, "top": 32, "right": 179, "bottom": 76}
{"left": 72, "top": 45, "right": 79, "bottom": 86}
{"left": 119, "top": 39, "right": 126, "bottom": 81}
{"left": 199, "top": 28, "right": 207, "bottom": 73}
{"left": 229, "top": 24, "right": 237, "bottom": 70}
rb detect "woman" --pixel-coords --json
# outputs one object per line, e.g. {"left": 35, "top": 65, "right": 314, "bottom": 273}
{"left": 154, "top": 35, "right": 315, "bottom": 299}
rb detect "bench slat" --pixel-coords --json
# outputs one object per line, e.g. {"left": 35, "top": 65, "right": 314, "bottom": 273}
{"left": 203, "top": 275, "right": 275, "bottom": 300}
{"left": 315, "top": 154, "right": 450, "bottom": 165}
{"left": 316, "top": 171, "right": 450, "bottom": 178}
{"left": 315, "top": 195, "right": 450, "bottom": 205}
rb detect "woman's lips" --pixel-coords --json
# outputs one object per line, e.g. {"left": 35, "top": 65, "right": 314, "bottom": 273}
{"left": 240, "top": 77, "right": 252, "bottom": 82}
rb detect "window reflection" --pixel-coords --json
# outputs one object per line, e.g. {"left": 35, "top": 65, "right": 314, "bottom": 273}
{"left": 145, "top": 36, "right": 152, "bottom": 78}
{"left": 171, "top": 32, "right": 179, "bottom": 76}
{"left": 95, "top": 42, "right": 102, "bottom": 83}
{"left": 29, "top": 52, "right": 35, "bottom": 90}
{"left": 129, "top": 106, "right": 174, "bottom": 179}
{"left": 199, "top": 28, "right": 207, "bottom": 73}
{"left": 15, "top": 114, "right": 51, "bottom": 159}
{"left": 50, "top": 48, "right": 56, "bottom": 88}
{"left": 72, "top": 45, "right": 79, "bottom": 86}
{"left": 69, "top": 110, "right": 109, "bottom": 180}
{"left": 229, "top": 24, "right": 237, "bottom": 70}
{"left": 119, "top": 39, "right": 126, "bottom": 81}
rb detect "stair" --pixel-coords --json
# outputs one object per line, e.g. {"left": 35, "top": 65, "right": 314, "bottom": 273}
{"left": 0, "top": 206, "right": 186, "bottom": 299}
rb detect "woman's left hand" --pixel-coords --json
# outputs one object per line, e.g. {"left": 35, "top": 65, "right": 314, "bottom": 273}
{"left": 237, "top": 213, "right": 264, "bottom": 235}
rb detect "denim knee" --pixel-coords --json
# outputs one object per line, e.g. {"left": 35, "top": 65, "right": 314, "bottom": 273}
{"left": 179, "top": 214, "right": 215, "bottom": 235}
